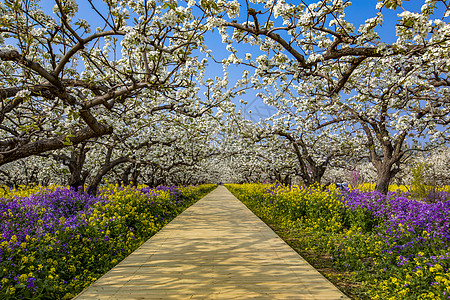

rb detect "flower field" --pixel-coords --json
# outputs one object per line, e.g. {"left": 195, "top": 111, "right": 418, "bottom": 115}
{"left": 0, "top": 184, "right": 216, "bottom": 299}
{"left": 226, "top": 183, "right": 450, "bottom": 300}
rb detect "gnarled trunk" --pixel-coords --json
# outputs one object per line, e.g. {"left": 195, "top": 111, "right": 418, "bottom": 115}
{"left": 48, "top": 143, "right": 90, "bottom": 191}
{"left": 86, "top": 147, "right": 130, "bottom": 195}
{"left": 275, "top": 131, "right": 328, "bottom": 187}
{"left": 67, "top": 144, "right": 90, "bottom": 191}
{"left": 374, "top": 161, "right": 398, "bottom": 194}
{"left": 375, "top": 164, "right": 394, "bottom": 194}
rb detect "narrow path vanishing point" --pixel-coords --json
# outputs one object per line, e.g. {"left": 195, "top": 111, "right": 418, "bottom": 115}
{"left": 74, "top": 186, "right": 348, "bottom": 300}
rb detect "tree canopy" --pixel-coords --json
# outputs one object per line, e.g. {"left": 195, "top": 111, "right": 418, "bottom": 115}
{"left": 0, "top": 0, "right": 448, "bottom": 193}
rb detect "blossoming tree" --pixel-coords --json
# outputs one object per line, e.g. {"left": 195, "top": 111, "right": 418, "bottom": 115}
{"left": 0, "top": 0, "right": 211, "bottom": 165}
{"left": 213, "top": 0, "right": 449, "bottom": 193}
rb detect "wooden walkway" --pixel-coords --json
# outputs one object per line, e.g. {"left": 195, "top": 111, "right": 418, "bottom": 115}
{"left": 74, "top": 186, "right": 348, "bottom": 299}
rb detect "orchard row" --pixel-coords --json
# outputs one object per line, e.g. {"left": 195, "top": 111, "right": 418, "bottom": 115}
{"left": 0, "top": 0, "right": 448, "bottom": 191}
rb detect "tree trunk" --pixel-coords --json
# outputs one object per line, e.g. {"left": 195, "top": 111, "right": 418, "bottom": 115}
{"left": 69, "top": 166, "right": 86, "bottom": 191}
{"left": 67, "top": 144, "right": 89, "bottom": 191}
{"left": 120, "top": 165, "right": 133, "bottom": 186}
{"left": 375, "top": 162, "right": 394, "bottom": 194}
{"left": 87, "top": 155, "right": 130, "bottom": 195}
{"left": 311, "top": 165, "right": 326, "bottom": 185}
{"left": 299, "top": 166, "right": 325, "bottom": 186}
{"left": 275, "top": 131, "right": 328, "bottom": 187}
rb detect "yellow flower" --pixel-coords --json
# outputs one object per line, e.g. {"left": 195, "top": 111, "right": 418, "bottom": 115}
{"left": 415, "top": 269, "right": 423, "bottom": 277}
{"left": 19, "top": 274, "right": 28, "bottom": 281}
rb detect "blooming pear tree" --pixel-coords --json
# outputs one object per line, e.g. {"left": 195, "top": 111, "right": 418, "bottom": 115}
{"left": 403, "top": 146, "right": 450, "bottom": 188}
{"left": 0, "top": 0, "right": 211, "bottom": 165}
{"left": 256, "top": 88, "right": 365, "bottom": 185}
{"left": 0, "top": 99, "right": 225, "bottom": 189}
{"left": 0, "top": 112, "right": 221, "bottom": 188}
{"left": 0, "top": 154, "right": 66, "bottom": 187}
{"left": 1, "top": 0, "right": 449, "bottom": 191}
{"left": 219, "top": 113, "right": 299, "bottom": 184}
{"left": 336, "top": 54, "right": 449, "bottom": 193}
{"left": 126, "top": 114, "right": 223, "bottom": 186}
{"left": 211, "top": 0, "right": 449, "bottom": 193}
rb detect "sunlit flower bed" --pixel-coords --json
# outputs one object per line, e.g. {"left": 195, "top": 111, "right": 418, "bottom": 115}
{"left": 0, "top": 183, "right": 216, "bottom": 299}
{"left": 354, "top": 183, "right": 450, "bottom": 195}
{"left": 226, "top": 183, "right": 450, "bottom": 300}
